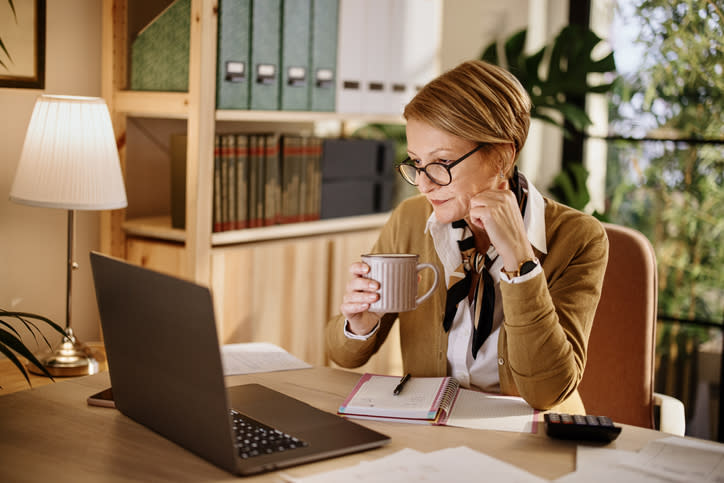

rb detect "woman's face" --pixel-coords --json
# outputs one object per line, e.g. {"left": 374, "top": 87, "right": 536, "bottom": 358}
{"left": 405, "top": 119, "right": 501, "bottom": 224}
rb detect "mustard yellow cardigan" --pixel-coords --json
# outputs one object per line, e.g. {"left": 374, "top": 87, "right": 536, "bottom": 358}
{"left": 325, "top": 194, "right": 608, "bottom": 412}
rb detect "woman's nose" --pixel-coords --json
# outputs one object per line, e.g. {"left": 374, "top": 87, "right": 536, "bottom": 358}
{"left": 416, "top": 171, "right": 436, "bottom": 193}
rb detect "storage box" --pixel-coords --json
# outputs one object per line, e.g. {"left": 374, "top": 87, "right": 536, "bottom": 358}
{"left": 130, "top": 0, "right": 190, "bottom": 92}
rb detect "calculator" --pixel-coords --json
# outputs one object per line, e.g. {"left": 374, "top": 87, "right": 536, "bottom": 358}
{"left": 544, "top": 413, "right": 622, "bottom": 442}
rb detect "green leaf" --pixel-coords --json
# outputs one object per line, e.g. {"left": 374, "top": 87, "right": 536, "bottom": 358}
{"left": 0, "top": 340, "right": 32, "bottom": 387}
{"left": 0, "top": 328, "right": 55, "bottom": 380}
{"left": 549, "top": 163, "right": 591, "bottom": 210}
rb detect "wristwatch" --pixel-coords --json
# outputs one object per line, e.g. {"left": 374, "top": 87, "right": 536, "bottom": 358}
{"left": 502, "top": 257, "right": 539, "bottom": 278}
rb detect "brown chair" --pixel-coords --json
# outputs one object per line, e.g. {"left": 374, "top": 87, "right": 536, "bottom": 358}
{"left": 578, "top": 223, "right": 685, "bottom": 434}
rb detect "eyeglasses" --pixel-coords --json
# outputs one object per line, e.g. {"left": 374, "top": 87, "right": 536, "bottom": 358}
{"left": 395, "top": 144, "right": 486, "bottom": 186}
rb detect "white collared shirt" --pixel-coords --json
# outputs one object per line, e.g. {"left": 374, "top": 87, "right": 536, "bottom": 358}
{"left": 426, "top": 180, "right": 548, "bottom": 392}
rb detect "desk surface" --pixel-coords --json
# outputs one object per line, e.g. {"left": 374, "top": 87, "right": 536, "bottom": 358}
{"left": 0, "top": 366, "right": 669, "bottom": 482}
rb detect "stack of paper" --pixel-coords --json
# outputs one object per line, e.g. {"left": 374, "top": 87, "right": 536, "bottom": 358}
{"left": 554, "top": 436, "right": 724, "bottom": 482}
{"left": 282, "top": 446, "right": 546, "bottom": 482}
{"left": 221, "top": 342, "right": 311, "bottom": 375}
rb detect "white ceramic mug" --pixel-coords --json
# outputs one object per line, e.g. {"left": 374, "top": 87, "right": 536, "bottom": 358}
{"left": 361, "top": 253, "right": 440, "bottom": 313}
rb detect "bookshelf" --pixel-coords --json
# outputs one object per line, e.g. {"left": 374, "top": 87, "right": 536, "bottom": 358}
{"left": 99, "top": 0, "right": 431, "bottom": 373}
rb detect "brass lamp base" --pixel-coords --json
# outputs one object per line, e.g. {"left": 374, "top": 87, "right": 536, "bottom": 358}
{"left": 27, "top": 328, "right": 100, "bottom": 377}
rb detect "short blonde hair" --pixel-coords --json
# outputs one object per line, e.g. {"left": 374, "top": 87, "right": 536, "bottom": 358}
{"left": 403, "top": 60, "right": 531, "bottom": 167}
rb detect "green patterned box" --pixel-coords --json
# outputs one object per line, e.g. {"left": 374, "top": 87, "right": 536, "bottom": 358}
{"left": 130, "top": 0, "right": 190, "bottom": 92}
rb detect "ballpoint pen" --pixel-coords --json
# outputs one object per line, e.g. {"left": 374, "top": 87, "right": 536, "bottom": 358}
{"left": 393, "top": 373, "right": 411, "bottom": 395}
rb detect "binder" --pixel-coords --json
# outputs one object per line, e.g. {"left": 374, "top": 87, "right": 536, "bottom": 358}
{"left": 170, "top": 134, "right": 187, "bottom": 229}
{"left": 221, "top": 134, "right": 237, "bottom": 231}
{"left": 250, "top": 0, "right": 282, "bottom": 110}
{"left": 213, "top": 135, "right": 223, "bottom": 232}
{"left": 335, "top": 0, "right": 365, "bottom": 113}
{"left": 280, "top": 0, "right": 311, "bottom": 111}
{"left": 130, "top": 0, "right": 191, "bottom": 92}
{"left": 216, "top": 0, "right": 252, "bottom": 109}
{"left": 309, "top": 0, "right": 339, "bottom": 111}
{"left": 386, "top": 0, "right": 411, "bottom": 115}
{"left": 361, "top": 0, "right": 390, "bottom": 114}
{"left": 407, "top": 0, "right": 441, "bottom": 101}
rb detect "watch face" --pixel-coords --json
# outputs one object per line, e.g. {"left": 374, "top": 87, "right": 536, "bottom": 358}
{"left": 519, "top": 260, "right": 538, "bottom": 276}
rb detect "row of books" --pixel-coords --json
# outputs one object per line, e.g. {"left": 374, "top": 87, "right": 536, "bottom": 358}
{"left": 212, "top": 133, "right": 323, "bottom": 232}
{"left": 129, "top": 0, "right": 441, "bottom": 114}
{"left": 171, "top": 135, "right": 397, "bottom": 233}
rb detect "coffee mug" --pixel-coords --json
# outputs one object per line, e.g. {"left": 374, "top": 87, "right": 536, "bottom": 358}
{"left": 361, "top": 253, "right": 440, "bottom": 313}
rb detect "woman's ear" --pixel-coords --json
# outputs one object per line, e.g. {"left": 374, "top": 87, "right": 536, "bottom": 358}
{"left": 496, "top": 143, "right": 516, "bottom": 177}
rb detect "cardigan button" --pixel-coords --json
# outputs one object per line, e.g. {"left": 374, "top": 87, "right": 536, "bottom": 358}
{"left": 497, "top": 357, "right": 505, "bottom": 366}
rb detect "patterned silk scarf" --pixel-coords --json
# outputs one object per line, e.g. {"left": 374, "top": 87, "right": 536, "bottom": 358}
{"left": 442, "top": 167, "right": 529, "bottom": 358}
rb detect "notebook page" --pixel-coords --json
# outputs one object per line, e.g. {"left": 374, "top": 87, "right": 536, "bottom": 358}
{"left": 339, "top": 375, "right": 454, "bottom": 420}
{"left": 445, "top": 388, "right": 538, "bottom": 433}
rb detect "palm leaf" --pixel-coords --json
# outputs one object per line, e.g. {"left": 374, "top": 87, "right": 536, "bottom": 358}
{"left": 0, "top": 328, "right": 55, "bottom": 381}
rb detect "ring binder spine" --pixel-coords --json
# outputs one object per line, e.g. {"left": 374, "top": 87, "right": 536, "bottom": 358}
{"left": 436, "top": 378, "right": 461, "bottom": 420}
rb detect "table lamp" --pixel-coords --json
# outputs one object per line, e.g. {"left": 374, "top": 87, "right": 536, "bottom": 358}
{"left": 9, "top": 95, "right": 127, "bottom": 377}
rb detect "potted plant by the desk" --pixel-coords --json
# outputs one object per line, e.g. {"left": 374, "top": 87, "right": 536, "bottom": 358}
{"left": 0, "top": 310, "right": 65, "bottom": 386}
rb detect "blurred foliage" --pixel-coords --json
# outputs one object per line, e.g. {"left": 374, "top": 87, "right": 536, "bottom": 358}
{"left": 481, "top": 25, "right": 616, "bottom": 138}
{"left": 481, "top": 25, "right": 617, "bottom": 214}
{"left": 606, "top": 0, "right": 724, "bottom": 328}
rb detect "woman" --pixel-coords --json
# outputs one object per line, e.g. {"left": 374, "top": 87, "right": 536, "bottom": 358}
{"left": 325, "top": 60, "right": 608, "bottom": 413}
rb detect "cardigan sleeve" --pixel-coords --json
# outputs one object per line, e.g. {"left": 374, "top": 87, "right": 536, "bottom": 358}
{"left": 499, "top": 209, "right": 609, "bottom": 409}
{"left": 324, "top": 200, "right": 411, "bottom": 368}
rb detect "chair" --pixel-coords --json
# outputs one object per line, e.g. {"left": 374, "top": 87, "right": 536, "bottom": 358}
{"left": 578, "top": 223, "right": 685, "bottom": 435}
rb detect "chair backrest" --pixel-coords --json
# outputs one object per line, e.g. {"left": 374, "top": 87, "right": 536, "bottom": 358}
{"left": 578, "top": 223, "right": 657, "bottom": 429}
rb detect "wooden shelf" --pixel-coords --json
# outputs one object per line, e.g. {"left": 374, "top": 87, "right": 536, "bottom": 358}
{"left": 123, "top": 213, "right": 390, "bottom": 246}
{"left": 113, "top": 89, "right": 404, "bottom": 123}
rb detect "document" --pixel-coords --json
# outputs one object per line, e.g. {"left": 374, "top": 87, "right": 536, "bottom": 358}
{"left": 554, "top": 436, "right": 724, "bottom": 482}
{"left": 338, "top": 373, "right": 537, "bottom": 432}
{"left": 220, "top": 342, "right": 311, "bottom": 375}
{"left": 281, "top": 446, "right": 546, "bottom": 482}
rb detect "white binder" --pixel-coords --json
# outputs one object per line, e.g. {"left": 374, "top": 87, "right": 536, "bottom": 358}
{"left": 336, "top": 0, "right": 365, "bottom": 113}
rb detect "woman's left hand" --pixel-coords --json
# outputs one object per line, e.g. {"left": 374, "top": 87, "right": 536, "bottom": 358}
{"left": 468, "top": 179, "right": 535, "bottom": 271}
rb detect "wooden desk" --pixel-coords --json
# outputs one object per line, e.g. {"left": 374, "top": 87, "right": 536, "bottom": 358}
{"left": 0, "top": 367, "right": 669, "bottom": 482}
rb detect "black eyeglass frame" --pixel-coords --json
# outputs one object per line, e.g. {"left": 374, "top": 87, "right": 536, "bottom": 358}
{"left": 395, "top": 143, "right": 487, "bottom": 186}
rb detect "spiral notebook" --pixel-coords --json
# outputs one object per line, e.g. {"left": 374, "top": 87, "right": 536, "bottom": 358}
{"left": 338, "top": 374, "right": 538, "bottom": 433}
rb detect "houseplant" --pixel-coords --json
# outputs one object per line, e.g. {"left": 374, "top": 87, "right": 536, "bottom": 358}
{"left": 0, "top": 310, "right": 65, "bottom": 386}
{"left": 480, "top": 24, "right": 617, "bottom": 216}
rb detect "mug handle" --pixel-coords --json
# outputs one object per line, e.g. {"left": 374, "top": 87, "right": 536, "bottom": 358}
{"left": 415, "top": 263, "right": 439, "bottom": 306}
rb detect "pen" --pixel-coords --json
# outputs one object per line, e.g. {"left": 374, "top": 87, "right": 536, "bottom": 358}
{"left": 393, "top": 373, "right": 411, "bottom": 396}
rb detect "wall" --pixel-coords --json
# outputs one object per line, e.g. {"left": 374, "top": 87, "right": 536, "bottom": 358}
{"left": 0, "top": 1, "right": 104, "bottom": 348}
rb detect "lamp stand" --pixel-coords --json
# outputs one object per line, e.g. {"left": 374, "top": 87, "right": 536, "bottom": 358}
{"left": 27, "top": 210, "right": 100, "bottom": 377}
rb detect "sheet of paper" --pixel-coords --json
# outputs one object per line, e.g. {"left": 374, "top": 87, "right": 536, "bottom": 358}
{"left": 445, "top": 388, "right": 537, "bottom": 433}
{"left": 554, "top": 436, "right": 724, "bottom": 482}
{"left": 281, "top": 446, "right": 546, "bottom": 483}
{"left": 220, "top": 342, "right": 311, "bottom": 375}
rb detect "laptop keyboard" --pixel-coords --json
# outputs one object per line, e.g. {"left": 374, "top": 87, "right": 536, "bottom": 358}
{"left": 230, "top": 409, "right": 308, "bottom": 459}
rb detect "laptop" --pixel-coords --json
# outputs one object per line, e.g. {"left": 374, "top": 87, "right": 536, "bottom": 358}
{"left": 89, "top": 251, "right": 390, "bottom": 476}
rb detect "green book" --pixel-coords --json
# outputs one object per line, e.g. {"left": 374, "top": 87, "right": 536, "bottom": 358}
{"left": 309, "top": 0, "right": 339, "bottom": 111}
{"left": 280, "top": 0, "right": 311, "bottom": 110}
{"left": 235, "top": 134, "right": 250, "bottom": 228}
{"left": 250, "top": 0, "right": 282, "bottom": 110}
{"left": 216, "top": 0, "right": 251, "bottom": 109}
{"left": 130, "top": 0, "right": 190, "bottom": 92}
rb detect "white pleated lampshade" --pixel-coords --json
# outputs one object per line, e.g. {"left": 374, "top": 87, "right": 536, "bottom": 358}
{"left": 10, "top": 95, "right": 127, "bottom": 210}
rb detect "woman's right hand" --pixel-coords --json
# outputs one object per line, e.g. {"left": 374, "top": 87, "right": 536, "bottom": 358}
{"left": 340, "top": 262, "right": 383, "bottom": 336}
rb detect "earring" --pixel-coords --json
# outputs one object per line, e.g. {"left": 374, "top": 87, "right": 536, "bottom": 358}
{"left": 499, "top": 171, "right": 505, "bottom": 179}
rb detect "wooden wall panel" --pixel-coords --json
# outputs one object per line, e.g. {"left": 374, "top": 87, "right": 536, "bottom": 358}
{"left": 211, "top": 236, "right": 330, "bottom": 366}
